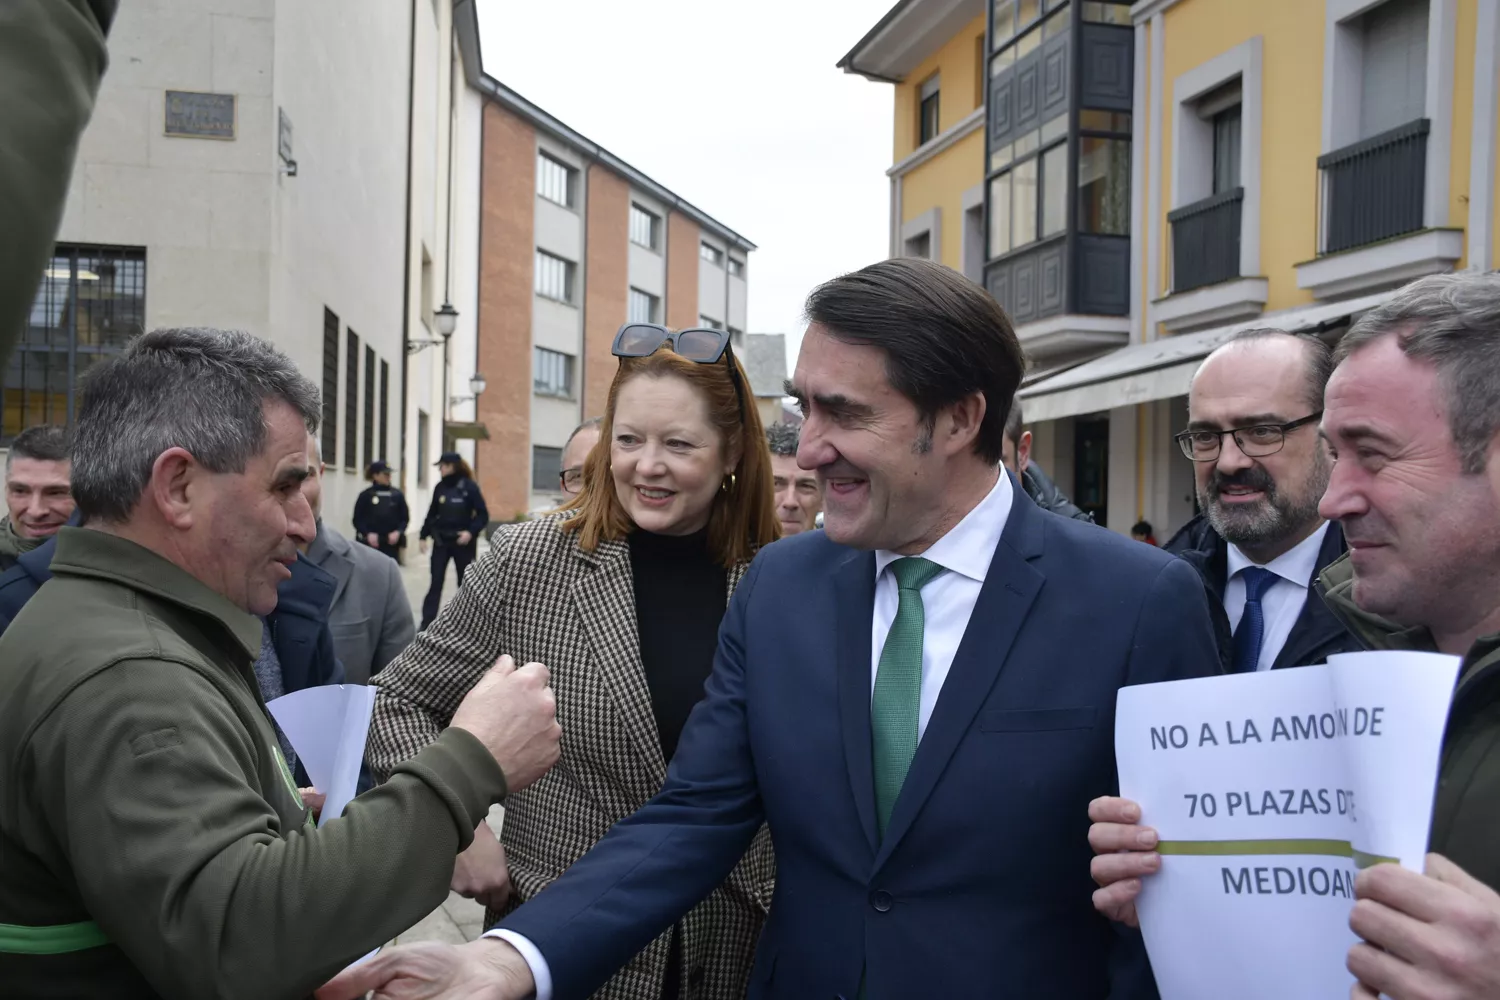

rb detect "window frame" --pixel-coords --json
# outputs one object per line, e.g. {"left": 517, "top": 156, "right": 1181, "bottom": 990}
{"left": 533, "top": 249, "right": 577, "bottom": 304}
{"left": 699, "top": 242, "right": 725, "bottom": 267}
{"left": 536, "top": 151, "right": 576, "bottom": 209}
{"left": 726, "top": 257, "right": 745, "bottom": 278}
{"left": 918, "top": 73, "right": 942, "bottom": 145}
{"left": 627, "top": 286, "right": 660, "bottom": 325}
{"left": 12, "top": 244, "right": 144, "bottom": 442}
{"left": 629, "top": 203, "right": 661, "bottom": 250}
{"left": 532, "top": 346, "right": 574, "bottom": 399}
{"left": 532, "top": 445, "right": 563, "bottom": 493}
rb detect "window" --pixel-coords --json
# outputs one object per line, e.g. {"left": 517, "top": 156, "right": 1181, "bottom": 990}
{"left": 1359, "top": 0, "right": 1428, "bottom": 139}
{"left": 1082, "top": 1, "right": 1133, "bottom": 25}
{"left": 1213, "top": 104, "right": 1243, "bottom": 194}
{"left": 321, "top": 307, "right": 338, "bottom": 462}
{"left": 727, "top": 257, "right": 745, "bottom": 278}
{"left": 1041, "top": 144, "right": 1068, "bottom": 238}
{"left": 989, "top": 173, "right": 1013, "bottom": 257}
{"left": 363, "top": 346, "right": 376, "bottom": 470}
{"left": 1012, "top": 160, "right": 1038, "bottom": 248}
{"left": 700, "top": 242, "right": 724, "bottom": 266}
{"left": 417, "top": 410, "right": 429, "bottom": 488}
{"left": 993, "top": 0, "right": 1017, "bottom": 46}
{"left": 698, "top": 315, "right": 723, "bottom": 330}
{"left": 986, "top": 109, "right": 1069, "bottom": 258}
{"left": 536, "top": 152, "right": 575, "bottom": 208}
{"left": 13, "top": 244, "right": 143, "bottom": 440}
{"left": 905, "top": 231, "right": 933, "bottom": 259}
{"left": 344, "top": 330, "right": 359, "bottom": 468}
{"left": 918, "top": 74, "right": 941, "bottom": 145}
{"left": 628, "top": 287, "right": 659, "bottom": 325}
{"left": 1078, "top": 137, "right": 1131, "bottom": 235}
{"left": 532, "top": 446, "right": 563, "bottom": 492}
{"left": 534, "top": 250, "right": 575, "bottom": 303}
{"left": 533, "top": 347, "right": 573, "bottom": 397}
{"left": 629, "top": 203, "right": 661, "bottom": 249}
{"left": 379, "top": 360, "right": 390, "bottom": 461}
{"left": 1080, "top": 110, "right": 1132, "bottom": 132}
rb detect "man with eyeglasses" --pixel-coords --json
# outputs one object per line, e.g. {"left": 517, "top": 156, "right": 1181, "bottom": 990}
{"left": 1163, "top": 328, "right": 1361, "bottom": 674}
{"left": 557, "top": 418, "right": 601, "bottom": 499}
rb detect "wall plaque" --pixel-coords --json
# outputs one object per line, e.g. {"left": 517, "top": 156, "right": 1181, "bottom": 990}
{"left": 164, "top": 90, "right": 236, "bottom": 140}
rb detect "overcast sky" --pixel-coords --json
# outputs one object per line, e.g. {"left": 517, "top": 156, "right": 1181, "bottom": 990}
{"left": 476, "top": 0, "right": 898, "bottom": 370}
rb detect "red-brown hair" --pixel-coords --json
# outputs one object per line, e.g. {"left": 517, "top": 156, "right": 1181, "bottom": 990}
{"left": 560, "top": 347, "right": 779, "bottom": 567}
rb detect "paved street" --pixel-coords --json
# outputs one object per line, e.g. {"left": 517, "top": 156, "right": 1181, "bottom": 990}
{"left": 384, "top": 542, "right": 495, "bottom": 946}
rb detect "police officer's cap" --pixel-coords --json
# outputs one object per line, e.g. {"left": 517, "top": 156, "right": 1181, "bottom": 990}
{"left": 437, "top": 451, "right": 463, "bottom": 465}
{"left": 367, "top": 459, "right": 392, "bottom": 476}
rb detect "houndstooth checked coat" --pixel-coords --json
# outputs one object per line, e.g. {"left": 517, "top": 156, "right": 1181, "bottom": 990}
{"left": 368, "top": 513, "right": 774, "bottom": 1000}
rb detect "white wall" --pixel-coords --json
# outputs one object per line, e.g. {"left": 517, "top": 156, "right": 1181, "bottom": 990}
{"left": 697, "top": 240, "right": 728, "bottom": 325}
{"left": 271, "top": 0, "right": 410, "bottom": 535}
{"left": 59, "top": 0, "right": 277, "bottom": 337}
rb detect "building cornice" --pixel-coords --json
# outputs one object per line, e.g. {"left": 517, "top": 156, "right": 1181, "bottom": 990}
{"left": 839, "top": 0, "right": 986, "bottom": 83}
{"left": 887, "top": 106, "right": 986, "bottom": 178}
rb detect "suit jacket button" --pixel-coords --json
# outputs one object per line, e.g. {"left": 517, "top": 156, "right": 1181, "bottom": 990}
{"left": 870, "top": 889, "right": 893, "bottom": 912}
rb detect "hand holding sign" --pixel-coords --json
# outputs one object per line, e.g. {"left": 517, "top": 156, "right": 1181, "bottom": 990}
{"left": 1114, "top": 650, "right": 1460, "bottom": 1000}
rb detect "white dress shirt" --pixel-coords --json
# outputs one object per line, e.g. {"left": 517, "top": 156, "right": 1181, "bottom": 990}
{"left": 871, "top": 470, "right": 1013, "bottom": 738}
{"left": 487, "top": 472, "right": 1016, "bottom": 998}
{"left": 1223, "top": 521, "right": 1329, "bottom": 672}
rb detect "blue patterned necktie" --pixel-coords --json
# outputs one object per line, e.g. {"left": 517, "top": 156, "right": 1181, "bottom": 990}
{"left": 1232, "top": 567, "right": 1279, "bottom": 673}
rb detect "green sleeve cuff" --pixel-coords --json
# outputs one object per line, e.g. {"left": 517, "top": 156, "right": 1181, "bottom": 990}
{"left": 391, "top": 727, "right": 508, "bottom": 846}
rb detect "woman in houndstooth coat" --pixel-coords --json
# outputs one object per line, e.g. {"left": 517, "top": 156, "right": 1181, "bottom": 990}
{"left": 368, "top": 331, "right": 780, "bottom": 1000}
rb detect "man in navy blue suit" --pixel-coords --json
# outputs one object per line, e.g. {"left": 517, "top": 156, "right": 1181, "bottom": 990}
{"left": 322, "top": 258, "right": 1220, "bottom": 1000}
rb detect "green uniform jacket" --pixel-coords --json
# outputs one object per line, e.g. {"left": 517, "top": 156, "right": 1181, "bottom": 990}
{"left": 0, "top": 528, "right": 507, "bottom": 999}
{"left": 0, "top": 0, "right": 116, "bottom": 357}
{"left": 1320, "top": 553, "right": 1500, "bottom": 890}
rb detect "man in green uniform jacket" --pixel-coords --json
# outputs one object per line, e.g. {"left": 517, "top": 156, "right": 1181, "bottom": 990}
{"left": 0, "top": 328, "right": 562, "bottom": 999}
{"left": 1087, "top": 273, "right": 1500, "bottom": 1000}
{"left": 0, "top": 0, "right": 117, "bottom": 361}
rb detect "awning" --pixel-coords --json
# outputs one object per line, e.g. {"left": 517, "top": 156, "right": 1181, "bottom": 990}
{"left": 1016, "top": 290, "right": 1396, "bottom": 423}
{"left": 443, "top": 420, "right": 490, "bottom": 441}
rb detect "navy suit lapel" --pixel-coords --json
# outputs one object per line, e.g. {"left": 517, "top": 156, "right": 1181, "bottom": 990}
{"left": 874, "top": 481, "right": 1046, "bottom": 870}
{"left": 834, "top": 547, "right": 880, "bottom": 856}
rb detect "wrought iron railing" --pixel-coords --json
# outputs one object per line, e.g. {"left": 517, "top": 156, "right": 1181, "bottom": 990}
{"left": 1168, "top": 187, "right": 1244, "bottom": 293}
{"left": 1317, "top": 118, "right": 1429, "bottom": 255}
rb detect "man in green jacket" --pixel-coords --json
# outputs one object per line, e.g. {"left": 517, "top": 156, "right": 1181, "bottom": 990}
{"left": 1087, "top": 272, "right": 1500, "bottom": 1000}
{"left": 0, "top": 327, "right": 562, "bottom": 999}
{"left": 0, "top": 0, "right": 116, "bottom": 361}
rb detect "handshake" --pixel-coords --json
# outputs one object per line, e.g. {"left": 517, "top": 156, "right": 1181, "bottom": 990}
{"left": 314, "top": 653, "right": 558, "bottom": 1000}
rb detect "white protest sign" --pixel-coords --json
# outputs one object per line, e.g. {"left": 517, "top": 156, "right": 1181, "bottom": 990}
{"left": 1116, "top": 650, "right": 1460, "bottom": 1000}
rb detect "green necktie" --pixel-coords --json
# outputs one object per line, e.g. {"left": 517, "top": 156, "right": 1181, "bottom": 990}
{"left": 871, "top": 556, "right": 945, "bottom": 838}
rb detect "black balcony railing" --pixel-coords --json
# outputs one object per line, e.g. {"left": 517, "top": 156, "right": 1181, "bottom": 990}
{"left": 1168, "top": 188, "right": 1244, "bottom": 294}
{"left": 1317, "top": 118, "right": 1429, "bottom": 255}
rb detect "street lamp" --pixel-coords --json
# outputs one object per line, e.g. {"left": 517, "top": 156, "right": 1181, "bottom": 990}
{"left": 435, "top": 302, "right": 459, "bottom": 337}
{"left": 451, "top": 372, "right": 487, "bottom": 406}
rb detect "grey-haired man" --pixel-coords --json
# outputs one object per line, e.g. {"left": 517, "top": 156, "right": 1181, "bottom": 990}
{"left": 0, "top": 328, "right": 560, "bottom": 999}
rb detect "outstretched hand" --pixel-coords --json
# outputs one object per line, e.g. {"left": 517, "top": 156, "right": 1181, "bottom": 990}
{"left": 316, "top": 940, "right": 535, "bottom": 1000}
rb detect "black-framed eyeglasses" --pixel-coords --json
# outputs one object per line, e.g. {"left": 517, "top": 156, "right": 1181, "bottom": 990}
{"left": 559, "top": 467, "right": 584, "bottom": 495}
{"left": 1174, "top": 412, "right": 1323, "bottom": 462}
{"left": 611, "top": 322, "right": 747, "bottom": 419}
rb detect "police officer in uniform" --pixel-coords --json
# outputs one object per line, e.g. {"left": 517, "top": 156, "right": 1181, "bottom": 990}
{"left": 419, "top": 451, "right": 488, "bottom": 629}
{"left": 352, "top": 460, "right": 410, "bottom": 561}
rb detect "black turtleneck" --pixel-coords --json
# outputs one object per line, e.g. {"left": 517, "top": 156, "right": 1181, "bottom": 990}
{"left": 627, "top": 527, "right": 728, "bottom": 764}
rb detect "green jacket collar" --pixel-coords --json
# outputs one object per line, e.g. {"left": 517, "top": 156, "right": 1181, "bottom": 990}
{"left": 0, "top": 516, "right": 46, "bottom": 561}
{"left": 49, "top": 527, "right": 264, "bottom": 660}
{"left": 1319, "top": 551, "right": 1500, "bottom": 681}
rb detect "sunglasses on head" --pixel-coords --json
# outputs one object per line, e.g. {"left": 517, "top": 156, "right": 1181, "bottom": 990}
{"left": 611, "top": 322, "right": 747, "bottom": 418}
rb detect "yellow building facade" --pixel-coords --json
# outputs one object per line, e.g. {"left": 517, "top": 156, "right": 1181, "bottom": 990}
{"left": 841, "top": 1, "right": 990, "bottom": 280}
{"left": 1017, "top": 0, "right": 1500, "bottom": 537}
